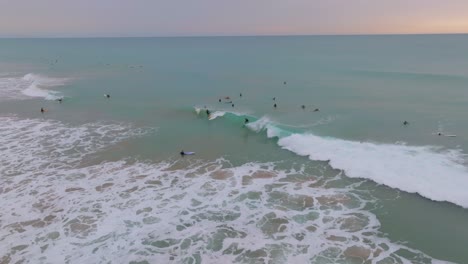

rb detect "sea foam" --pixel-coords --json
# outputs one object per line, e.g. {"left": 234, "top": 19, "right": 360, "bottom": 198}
{"left": 0, "top": 115, "right": 443, "bottom": 264}
{"left": 278, "top": 133, "right": 468, "bottom": 208}
{"left": 21, "top": 73, "right": 68, "bottom": 100}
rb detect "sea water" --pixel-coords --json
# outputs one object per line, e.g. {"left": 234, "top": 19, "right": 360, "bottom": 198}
{"left": 1, "top": 35, "right": 468, "bottom": 263}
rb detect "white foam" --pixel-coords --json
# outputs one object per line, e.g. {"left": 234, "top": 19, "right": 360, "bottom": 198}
{"left": 278, "top": 132, "right": 468, "bottom": 208}
{"left": 208, "top": 111, "right": 226, "bottom": 120}
{"left": 0, "top": 73, "right": 69, "bottom": 101}
{"left": 246, "top": 116, "right": 286, "bottom": 138}
{"left": 0, "top": 116, "right": 153, "bottom": 174}
{"left": 0, "top": 116, "right": 448, "bottom": 263}
{"left": 21, "top": 73, "right": 68, "bottom": 100}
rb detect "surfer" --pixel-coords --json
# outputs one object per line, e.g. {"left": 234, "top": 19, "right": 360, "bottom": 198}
{"left": 301, "top": 105, "right": 305, "bottom": 109}
{"left": 180, "top": 150, "right": 186, "bottom": 156}
{"left": 40, "top": 107, "right": 45, "bottom": 114}
{"left": 206, "top": 109, "right": 211, "bottom": 116}
{"left": 403, "top": 121, "right": 409, "bottom": 125}
{"left": 240, "top": 93, "right": 242, "bottom": 97}
{"left": 437, "top": 132, "right": 443, "bottom": 136}
{"left": 313, "top": 108, "right": 320, "bottom": 112}
{"left": 219, "top": 99, "right": 221, "bottom": 102}
{"left": 274, "top": 103, "right": 277, "bottom": 108}
{"left": 245, "top": 118, "right": 249, "bottom": 124}
{"left": 273, "top": 97, "right": 276, "bottom": 101}
{"left": 105, "top": 94, "right": 110, "bottom": 98}
{"left": 284, "top": 81, "right": 287, "bottom": 85}
{"left": 232, "top": 104, "right": 235, "bottom": 107}
{"left": 57, "top": 98, "right": 63, "bottom": 103}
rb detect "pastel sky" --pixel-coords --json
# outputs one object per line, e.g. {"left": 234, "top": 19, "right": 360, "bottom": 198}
{"left": 1, "top": 0, "right": 468, "bottom": 37}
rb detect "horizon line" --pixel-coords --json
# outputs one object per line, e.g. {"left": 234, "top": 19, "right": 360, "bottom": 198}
{"left": 0, "top": 32, "right": 467, "bottom": 39}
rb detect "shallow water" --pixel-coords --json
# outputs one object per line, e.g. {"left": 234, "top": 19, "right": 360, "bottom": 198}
{"left": 0, "top": 35, "right": 468, "bottom": 263}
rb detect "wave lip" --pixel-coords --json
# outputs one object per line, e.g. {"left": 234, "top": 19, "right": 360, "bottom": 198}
{"left": 278, "top": 132, "right": 468, "bottom": 208}
{"left": 21, "top": 73, "right": 69, "bottom": 100}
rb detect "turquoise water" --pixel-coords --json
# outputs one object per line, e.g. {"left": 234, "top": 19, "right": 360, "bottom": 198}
{"left": 1, "top": 35, "right": 468, "bottom": 263}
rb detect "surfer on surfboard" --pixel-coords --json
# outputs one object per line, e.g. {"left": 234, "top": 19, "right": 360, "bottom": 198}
{"left": 180, "top": 150, "right": 195, "bottom": 156}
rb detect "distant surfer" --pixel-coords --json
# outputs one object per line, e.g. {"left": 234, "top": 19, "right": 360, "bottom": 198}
{"left": 206, "top": 109, "right": 211, "bottom": 116}
{"left": 219, "top": 99, "right": 221, "bottom": 102}
{"left": 232, "top": 104, "right": 235, "bottom": 107}
{"left": 273, "top": 97, "right": 276, "bottom": 101}
{"left": 105, "top": 94, "right": 110, "bottom": 99}
{"left": 40, "top": 107, "right": 45, "bottom": 114}
{"left": 240, "top": 93, "right": 242, "bottom": 97}
{"left": 225, "top": 96, "right": 230, "bottom": 100}
{"left": 403, "top": 121, "right": 409, "bottom": 125}
{"left": 57, "top": 98, "right": 63, "bottom": 103}
{"left": 180, "top": 150, "right": 186, "bottom": 156}
{"left": 314, "top": 108, "right": 319, "bottom": 112}
{"left": 274, "top": 103, "right": 277, "bottom": 108}
{"left": 301, "top": 105, "right": 305, "bottom": 109}
{"left": 437, "top": 132, "right": 443, "bottom": 136}
{"left": 244, "top": 118, "right": 249, "bottom": 124}
{"left": 283, "top": 81, "right": 287, "bottom": 85}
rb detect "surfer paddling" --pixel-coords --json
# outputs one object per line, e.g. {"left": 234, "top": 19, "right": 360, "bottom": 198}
{"left": 180, "top": 150, "right": 195, "bottom": 156}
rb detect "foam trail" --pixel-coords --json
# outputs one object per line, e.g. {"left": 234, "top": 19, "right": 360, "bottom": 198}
{"left": 278, "top": 132, "right": 468, "bottom": 208}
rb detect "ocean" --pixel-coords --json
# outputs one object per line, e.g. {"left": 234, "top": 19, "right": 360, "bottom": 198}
{"left": 0, "top": 35, "right": 468, "bottom": 263}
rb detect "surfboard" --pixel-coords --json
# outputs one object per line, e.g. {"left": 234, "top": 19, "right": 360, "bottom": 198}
{"left": 433, "top": 133, "right": 456, "bottom": 137}
{"left": 183, "top": 152, "right": 195, "bottom": 155}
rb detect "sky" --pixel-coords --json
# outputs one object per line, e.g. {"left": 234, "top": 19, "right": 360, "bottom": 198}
{"left": 1, "top": 0, "right": 468, "bottom": 37}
